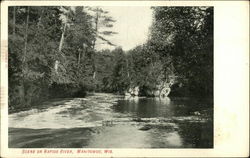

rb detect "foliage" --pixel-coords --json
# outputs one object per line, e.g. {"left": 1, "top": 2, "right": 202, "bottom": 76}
{"left": 8, "top": 6, "right": 213, "bottom": 111}
{"left": 8, "top": 6, "right": 64, "bottom": 108}
{"left": 8, "top": 6, "right": 115, "bottom": 110}
{"left": 148, "top": 7, "right": 213, "bottom": 97}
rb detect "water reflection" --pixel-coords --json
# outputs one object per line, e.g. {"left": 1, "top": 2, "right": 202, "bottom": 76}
{"left": 114, "top": 96, "right": 212, "bottom": 118}
{"left": 113, "top": 97, "right": 174, "bottom": 118}
{"left": 154, "top": 97, "right": 171, "bottom": 104}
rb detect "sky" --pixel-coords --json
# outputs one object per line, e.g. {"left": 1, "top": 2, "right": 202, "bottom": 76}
{"left": 96, "top": 6, "right": 153, "bottom": 51}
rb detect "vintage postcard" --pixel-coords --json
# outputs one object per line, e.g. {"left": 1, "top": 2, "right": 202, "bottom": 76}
{"left": 0, "top": 0, "right": 249, "bottom": 157}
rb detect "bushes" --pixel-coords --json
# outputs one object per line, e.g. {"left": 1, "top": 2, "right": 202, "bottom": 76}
{"left": 9, "top": 81, "right": 49, "bottom": 110}
{"left": 49, "top": 83, "right": 87, "bottom": 98}
{"left": 8, "top": 81, "right": 87, "bottom": 112}
{"left": 8, "top": 6, "right": 96, "bottom": 111}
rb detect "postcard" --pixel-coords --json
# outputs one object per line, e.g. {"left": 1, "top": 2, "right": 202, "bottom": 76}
{"left": 1, "top": 0, "right": 249, "bottom": 157}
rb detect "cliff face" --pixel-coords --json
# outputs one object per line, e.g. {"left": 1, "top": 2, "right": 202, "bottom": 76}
{"left": 126, "top": 77, "right": 175, "bottom": 97}
{"left": 150, "top": 81, "right": 172, "bottom": 97}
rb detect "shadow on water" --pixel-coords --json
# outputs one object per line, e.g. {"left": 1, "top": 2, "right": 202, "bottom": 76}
{"left": 9, "top": 127, "right": 94, "bottom": 148}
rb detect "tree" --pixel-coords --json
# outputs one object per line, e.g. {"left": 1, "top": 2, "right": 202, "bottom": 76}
{"left": 8, "top": 6, "right": 65, "bottom": 108}
{"left": 149, "top": 7, "right": 213, "bottom": 97}
{"left": 108, "top": 47, "right": 129, "bottom": 93}
{"left": 87, "top": 7, "right": 117, "bottom": 84}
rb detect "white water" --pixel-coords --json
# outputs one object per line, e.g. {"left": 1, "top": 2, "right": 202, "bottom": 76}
{"left": 9, "top": 93, "right": 124, "bottom": 129}
{"left": 9, "top": 93, "right": 208, "bottom": 129}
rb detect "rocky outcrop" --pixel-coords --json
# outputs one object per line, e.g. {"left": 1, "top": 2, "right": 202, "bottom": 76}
{"left": 159, "top": 87, "right": 171, "bottom": 97}
{"left": 145, "top": 78, "right": 175, "bottom": 97}
{"left": 125, "top": 86, "right": 139, "bottom": 96}
{"left": 125, "top": 77, "right": 176, "bottom": 98}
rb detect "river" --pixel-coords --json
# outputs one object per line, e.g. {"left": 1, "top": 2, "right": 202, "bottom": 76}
{"left": 9, "top": 93, "right": 213, "bottom": 148}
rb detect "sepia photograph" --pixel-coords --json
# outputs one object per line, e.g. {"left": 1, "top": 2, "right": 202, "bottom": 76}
{"left": 0, "top": 0, "right": 249, "bottom": 157}
{"left": 7, "top": 5, "right": 213, "bottom": 148}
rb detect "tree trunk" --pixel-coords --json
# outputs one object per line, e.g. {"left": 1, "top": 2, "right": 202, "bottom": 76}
{"left": 13, "top": 6, "right": 16, "bottom": 35}
{"left": 59, "top": 23, "right": 67, "bottom": 52}
{"left": 91, "top": 51, "right": 96, "bottom": 92}
{"left": 78, "top": 51, "right": 81, "bottom": 67}
{"left": 92, "top": 54, "right": 96, "bottom": 79}
{"left": 126, "top": 58, "right": 130, "bottom": 78}
{"left": 23, "top": 6, "right": 30, "bottom": 63}
{"left": 92, "top": 8, "right": 100, "bottom": 80}
{"left": 20, "top": 6, "right": 30, "bottom": 107}
{"left": 18, "top": 83, "right": 25, "bottom": 107}
{"left": 55, "top": 23, "right": 67, "bottom": 73}
{"left": 37, "top": 8, "right": 44, "bottom": 29}
{"left": 82, "top": 43, "right": 86, "bottom": 61}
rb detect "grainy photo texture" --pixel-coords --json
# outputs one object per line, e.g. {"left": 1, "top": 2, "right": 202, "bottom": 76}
{"left": 8, "top": 6, "right": 213, "bottom": 148}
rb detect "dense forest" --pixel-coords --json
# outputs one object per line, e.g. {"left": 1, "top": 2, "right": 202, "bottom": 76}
{"left": 8, "top": 6, "right": 213, "bottom": 110}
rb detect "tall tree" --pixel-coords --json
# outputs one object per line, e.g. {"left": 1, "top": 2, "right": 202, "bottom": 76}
{"left": 8, "top": 6, "right": 65, "bottom": 108}
{"left": 23, "top": 6, "right": 30, "bottom": 63}
{"left": 63, "top": 6, "right": 94, "bottom": 85}
{"left": 55, "top": 6, "right": 75, "bottom": 74}
{"left": 88, "top": 7, "right": 117, "bottom": 82}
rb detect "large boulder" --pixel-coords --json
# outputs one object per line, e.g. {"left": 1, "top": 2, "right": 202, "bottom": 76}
{"left": 146, "top": 81, "right": 173, "bottom": 97}
{"left": 153, "top": 90, "right": 161, "bottom": 96}
{"left": 160, "top": 87, "right": 171, "bottom": 97}
{"left": 125, "top": 86, "right": 140, "bottom": 96}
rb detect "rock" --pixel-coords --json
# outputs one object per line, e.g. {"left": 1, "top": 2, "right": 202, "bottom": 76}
{"left": 125, "top": 92, "right": 131, "bottom": 96}
{"left": 193, "top": 111, "right": 201, "bottom": 116}
{"left": 125, "top": 86, "right": 140, "bottom": 96}
{"left": 134, "top": 86, "right": 139, "bottom": 96}
{"left": 160, "top": 87, "right": 171, "bottom": 98}
{"left": 139, "top": 125, "right": 151, "bottom": 131}
{"left": 153, "top": 90, "right": 160, "bottom": 96}
{"left": 102, "top": 120, "right": 113, "bottom": 126}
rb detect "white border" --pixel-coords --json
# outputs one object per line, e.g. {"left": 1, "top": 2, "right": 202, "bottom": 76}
{"left": 1, "top": 1, "right": 249, "bottom": 157}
